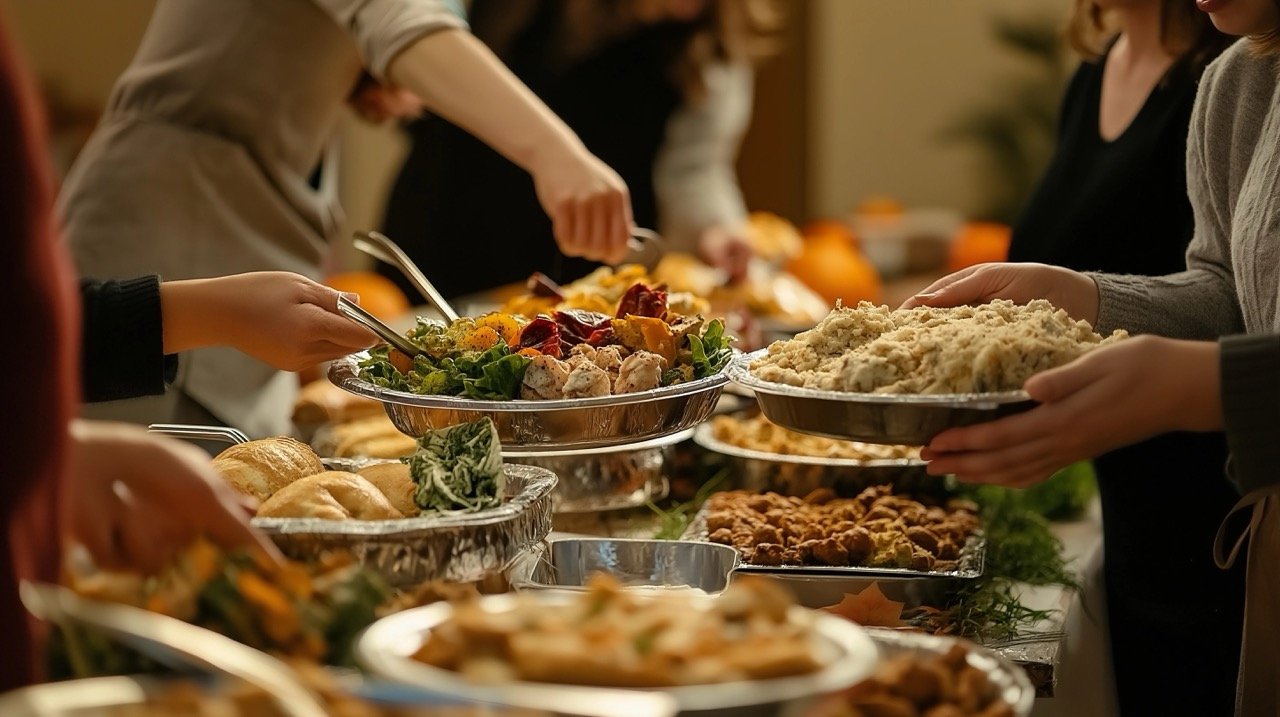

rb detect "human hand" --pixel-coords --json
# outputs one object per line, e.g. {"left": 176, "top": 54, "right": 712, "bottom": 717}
{"left": 531, "top": 148, "right": 633, "bottom": 265}
{"left": 65, "top": 420, "right": 281, "bottom": 573}
{"left": 920, "top": 336, "right": 1222, "bottom": 487}
{"left": 161, "top": 272, "right": 378, "bottom": 371}
{"left": 698, "top": 225, "right": 752, "bottom": 283}
{"left": 901, "top": 262, "right": 1101, "bottom": 324}
{"left": 348, "top": 74, "right": 422, "bottom": 124}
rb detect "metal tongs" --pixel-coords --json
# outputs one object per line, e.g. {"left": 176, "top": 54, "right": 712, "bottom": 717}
{"left": 336, "top": 293, "right": 425, "bottom": 358}
{"left": 352, "top": 230, "right": 459, "bottom": 323}
{"left": 21, "top": 582, "right": 328, "bottom": 717}
{"left": 148, "top": 423, "right": 250, "bottom": 445}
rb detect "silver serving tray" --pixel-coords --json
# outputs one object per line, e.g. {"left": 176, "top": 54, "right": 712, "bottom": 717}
{"left": 508, "top": 538, "right": 740, "bottom": 594}
{"left": 729, "top": 350, "right": 1035, "bottom": 446}
{"left": 683, "top": 505, "right": 985, "bottom": 581}
{"left": 692, "top": 423, "right": 943, "bottom": 497}
{"left": 862, "top": 629, "right": 1035, "bottom": 717}
{"left": 330, "top": 354, "right": 728, "bottom": 452}
{"left": 507, "top": 430, "right": 689, "bottom": 513}
{"left": 357, "top": 594, "right": 879, "bottom": 717}
{"left": 251, "top": 464, "right": 556, "bottom": 587}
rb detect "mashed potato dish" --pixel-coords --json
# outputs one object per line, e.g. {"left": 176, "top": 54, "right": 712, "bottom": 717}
{"left": 750, "top": 300, "right": 1125, "bottom": 395}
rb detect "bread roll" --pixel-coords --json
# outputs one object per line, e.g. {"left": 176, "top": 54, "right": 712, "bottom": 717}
{"left": 357, "top": 463, "right": 418, "bottom": 516}
{"left": 256, "top": 471, "right": 403, "bottom": 521}
{"left": 293, "top": 379, "right": 383, "bottom": 425}
{"left": 212, "top": 437, "right": 324, "bottom": 502}
{"left": 327, "top": 415, "right": 417, "bottom": 458}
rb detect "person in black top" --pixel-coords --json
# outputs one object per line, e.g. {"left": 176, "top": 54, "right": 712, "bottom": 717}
{"left": 381, "top": 0, "right": 776, "bottom": 300}
{"left": 1009, "top": 2, "right": 1239, "bottom": 714}
{"left": 81, "top": 272, "right": 375, "bottom": 403}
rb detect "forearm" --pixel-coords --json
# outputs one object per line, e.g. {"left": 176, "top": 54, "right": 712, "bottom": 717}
{"left": 387, "top": 29, "right": 586, "bottom": 175}
{"left": 159, "top": 278, "right": 227, "bottom": 355}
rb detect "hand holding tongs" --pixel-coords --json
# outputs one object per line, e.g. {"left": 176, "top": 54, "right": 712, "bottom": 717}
{"left": 21, "top": 582, "right": 329, "bottom": 717}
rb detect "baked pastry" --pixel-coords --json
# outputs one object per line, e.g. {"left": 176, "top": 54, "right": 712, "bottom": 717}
{"left": 256, "top": 471, "right": 403, "bottom": 521}
{"left": 357, "top": 463, "right": 418, "bottom": 516}
{"left": 292, "top": 379, "right": 383, "bottom": 426}
{"left": 322, "top": 414, "right": 417, "bottom": 458}
{"left": 212, "top": 437, "right": 324, "bottom": 502}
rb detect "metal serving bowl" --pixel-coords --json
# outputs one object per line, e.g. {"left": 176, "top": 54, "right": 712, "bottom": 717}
{"left": 691, "top": 423, "right": 940, "bottom": 497}
{"left": 728, "top": 350, "right": 1035, "bottom": 446}
{"left": 329, "top": 354, "right": 728, "bottom": 453}
{"left": 251, "top": 464, "right": 556, "bottom": 587}
{"left": 508, "top": 538, "right": 741, "bottom": 594}
{"left": 357, "top": 593, "right": 879, "bottom": 717}
{"left": 506, "top": 430, "right": 689, "bottom": 513}
{"left": 862, "top": 629, "right": 1036, "bottom": 717}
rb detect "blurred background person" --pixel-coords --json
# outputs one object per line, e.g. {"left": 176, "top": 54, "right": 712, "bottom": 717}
{"left": 381, "top": 0, "right": 779, "bottom": 300}
{"left": 1007, "top": 2, "right": 1240, "bottom": 715}
{"left": 58, "top": 0, "right": 633, "bottom": 438}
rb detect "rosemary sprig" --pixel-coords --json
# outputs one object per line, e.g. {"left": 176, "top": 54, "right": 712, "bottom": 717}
{"left": 647, "top": 468, "right": 729, "bottom": 540}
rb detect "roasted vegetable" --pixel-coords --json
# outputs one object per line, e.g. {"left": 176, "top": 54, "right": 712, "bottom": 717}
{"left": 616, "top": 282, "right": 669, "bottom": 319}
{"left": 518, "top": 316, "right": 564, "bottom": 358}
{"left": 402, "top": 418, "right": 505, "bottom": 513}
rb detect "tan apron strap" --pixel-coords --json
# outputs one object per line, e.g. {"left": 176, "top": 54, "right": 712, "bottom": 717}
{"left": 1214, "top": 485, "right": 1280, "bottom": 570}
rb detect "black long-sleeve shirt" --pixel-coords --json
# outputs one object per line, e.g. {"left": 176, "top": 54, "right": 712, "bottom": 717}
{"left": 80, "top": 276, "right": 177, "bottom": 402}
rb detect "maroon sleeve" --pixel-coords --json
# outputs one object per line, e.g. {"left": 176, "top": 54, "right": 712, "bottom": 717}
{"left": 0, "top": 11, "right": 81, "bottom": 690}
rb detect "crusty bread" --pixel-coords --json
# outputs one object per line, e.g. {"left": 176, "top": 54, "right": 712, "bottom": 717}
{"left": 293, "top": 380, "right": 384, "bottom": 426}
{"left": 357, "top": 463, "right": 418, "bottom": 516}
{"left": 212, "top": 437, "right": 325, "bottom": 502}
{"left": 326, "top": 415, "right": 417, "bottom": 458}
{"left": 256, "top": 471, "right": 404, "bottom": 521}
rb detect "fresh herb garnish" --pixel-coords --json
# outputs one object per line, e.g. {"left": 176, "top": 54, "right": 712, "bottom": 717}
{"left": 402, "top": 418, "right": 505, "bottom": 513}
{"left": 688, "top": 318, "right": 733, "bottom": 379}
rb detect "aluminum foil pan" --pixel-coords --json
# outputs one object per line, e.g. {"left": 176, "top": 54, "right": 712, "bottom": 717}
{"left": 251, "top": 464, "right": 556, "bottom": 587}
{"left": 508, "top": 538, "right": 740, "bottom": 594}
{"left": 330, "top": 354, "right": 728, "bottom": 452}
{"left": 683, "top": 506, "right": 985, "bottom": 581}
{"left": 691, "top": 423, "right": 942, "bottom": 496}
{"left": 729, "top": 350, "right": 1035, "bottom": 446}
{"left": 861, "top": 629, "right": 1036, "bottom": 717}
{"left": 507, "top": 430, "right": 689, "bottom": 513}
{"left": 357, "top": 594, "right": 880, "bottom": 717}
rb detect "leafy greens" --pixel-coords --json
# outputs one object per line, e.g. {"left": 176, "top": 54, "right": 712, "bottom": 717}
{"left": 402, "top": 417, "right": 505, "bottom": 513}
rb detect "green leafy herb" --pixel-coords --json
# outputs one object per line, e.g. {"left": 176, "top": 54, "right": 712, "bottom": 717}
{"left": 688, "top": 318, "right": 734, "bottom": 379}
{"left": 648, "top": 468, "right": 728, "bottom": 540}
{"left": 402, "top": 418, "right": 505, "bottom": 513}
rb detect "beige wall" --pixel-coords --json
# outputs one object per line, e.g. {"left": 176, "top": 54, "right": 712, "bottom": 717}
{"left": 807, "top": 0, "right": 1068, "bottom": 220}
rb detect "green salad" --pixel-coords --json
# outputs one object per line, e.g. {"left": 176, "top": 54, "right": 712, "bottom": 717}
{"left": 402, "top": 417, "right": 505, "bottom": 513}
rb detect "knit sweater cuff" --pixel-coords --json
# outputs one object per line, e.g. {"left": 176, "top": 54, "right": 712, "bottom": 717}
{"left": 1220, "top": 334, "right": 1280, "bottom": 494}
{"left": 1088, "top": 272, "right": 1153, "bottom": 334}
{"left": 81, "top": 276, "right": 170, "bottom": 402}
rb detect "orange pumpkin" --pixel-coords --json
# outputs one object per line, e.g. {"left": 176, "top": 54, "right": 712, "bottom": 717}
{"left": 786, "top": 234, "right": 882, "bottom": 307}
{"left": 325, "top": 271, "right": 411, "bottom": 322}
{"left": 802, "top": 218, "right": 859, "bottom": 250}
{"left": 947, "top": 222, "right": 1011, "bottom": 272}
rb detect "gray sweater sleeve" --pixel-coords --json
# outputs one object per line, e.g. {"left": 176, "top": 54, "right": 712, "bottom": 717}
{"left": 1090, "top": 62, "right": 1245, "bottom": 338}
{"left": 1220, "top": 334, "right": 1280, "bottom": 493}
{"left": 310, "top": 0, "right": 467, "bottom": 81}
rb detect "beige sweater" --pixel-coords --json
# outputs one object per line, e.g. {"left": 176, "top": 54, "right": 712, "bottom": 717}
{"left": 58, "top": 0, "right": 464, "bottom": 436}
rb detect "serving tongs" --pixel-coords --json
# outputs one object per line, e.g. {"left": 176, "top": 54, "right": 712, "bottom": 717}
{"left": 21, "top": 582, "right": 328, "bottom": 717}
{"left": 147, "top": 423, "right": 250, "bottom": 445}
{"left": 353, "top": 230, "right": 459, "bottom": 323}
{"left": 337, "top": 293, "right": 425, "bottom": 358}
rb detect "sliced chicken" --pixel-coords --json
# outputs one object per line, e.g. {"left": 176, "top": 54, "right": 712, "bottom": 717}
{"left": 591, "top": 345, "right": 627, "bottom": 374}
{"left": 562, "top": 361, "right": 611, "bottom": 398}
{"left": 521, "top": 354, "right": 571, "bottom": 400}
{"left": 615, "top": 350, "right": 667, "bottom": 393}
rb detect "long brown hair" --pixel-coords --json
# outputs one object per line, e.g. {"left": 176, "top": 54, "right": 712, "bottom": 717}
{"left": 1067, "top": 0, "right": 1233, "bottom": 75}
